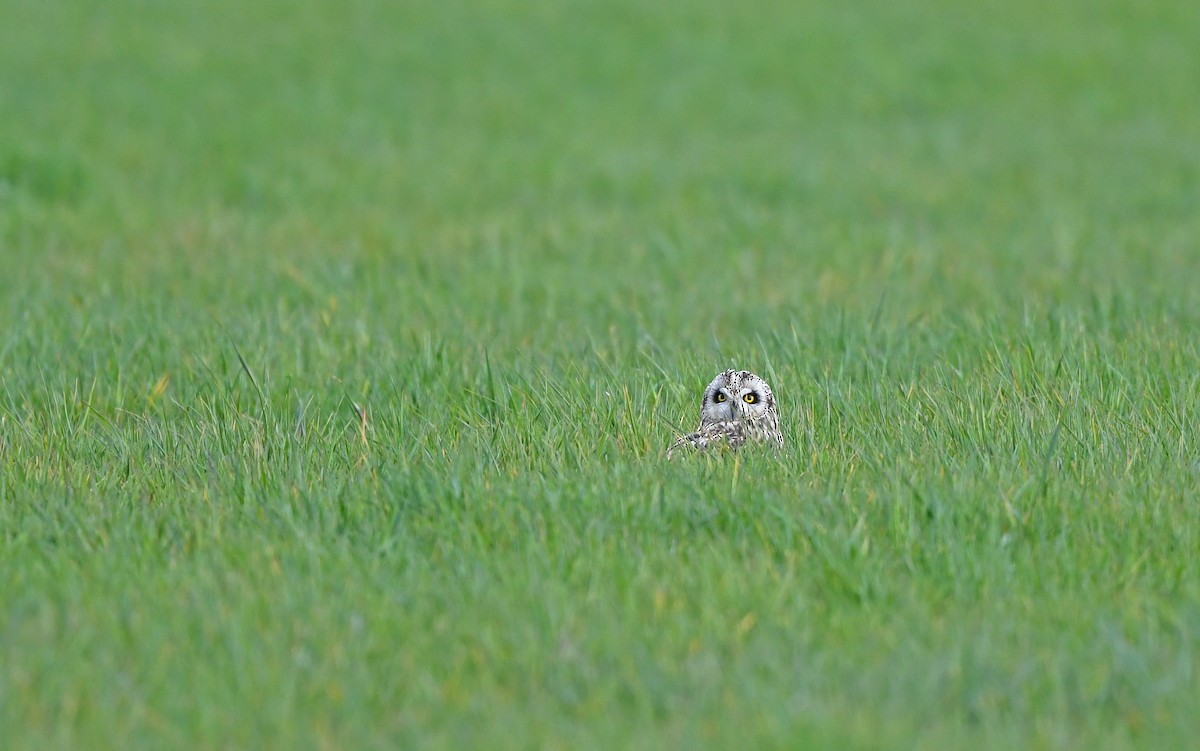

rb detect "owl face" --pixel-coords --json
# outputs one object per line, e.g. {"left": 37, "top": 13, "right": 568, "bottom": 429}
{"left": 699, "top": 369, "right": 776, "bottom": 426}
{"left": 668, "top": 367, "right": 784, "bottom": 457}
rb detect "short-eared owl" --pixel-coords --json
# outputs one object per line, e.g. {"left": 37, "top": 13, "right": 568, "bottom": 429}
{"left": 667, "top": 369, "right": 784, "bottom": 458}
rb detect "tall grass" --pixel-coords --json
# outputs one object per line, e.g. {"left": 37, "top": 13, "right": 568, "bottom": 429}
{"left": 2, "top": 0, "right": 1199, "bottom": 748}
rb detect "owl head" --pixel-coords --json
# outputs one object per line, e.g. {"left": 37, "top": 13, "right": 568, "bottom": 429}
{"left": 699, "top": 369, "right": 777, "bottom": 426}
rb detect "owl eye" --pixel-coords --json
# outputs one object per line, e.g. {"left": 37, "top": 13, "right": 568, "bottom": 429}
{"left": 713, "top": 392, "right": 727, "bottom": 403}
{"left": 743, "top": 393, "right": 757, "bottom": 404}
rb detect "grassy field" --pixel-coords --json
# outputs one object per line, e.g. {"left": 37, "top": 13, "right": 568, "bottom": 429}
{"left": 3, "top": 0, "right": 1200, "bottom": 748}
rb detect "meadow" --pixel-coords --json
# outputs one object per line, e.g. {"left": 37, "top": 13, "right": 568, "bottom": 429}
{"left": 3, "top": 0, "right": 1200, "bottom": 748}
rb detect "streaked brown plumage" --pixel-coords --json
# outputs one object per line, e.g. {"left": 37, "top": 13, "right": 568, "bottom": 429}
{"left": 667, "top": 369, "right": 783, "bottom": 459}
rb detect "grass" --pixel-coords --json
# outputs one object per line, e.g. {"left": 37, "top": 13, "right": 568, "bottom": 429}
{"left": 2, "top": 0, "right": 1200, "bottom": 747}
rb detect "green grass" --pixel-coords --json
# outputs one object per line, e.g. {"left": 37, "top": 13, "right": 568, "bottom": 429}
{"left": 3, "top": 0, "right": 1200, "bottom": 748}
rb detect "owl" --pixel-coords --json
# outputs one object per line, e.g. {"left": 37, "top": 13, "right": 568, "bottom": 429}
{"left": 667, "top": 369, "right": 784, "bottom": 458}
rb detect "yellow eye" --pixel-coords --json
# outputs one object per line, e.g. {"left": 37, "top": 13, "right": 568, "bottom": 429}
{"left": 743, "top": 393, "right": 757, "bottom": 404}
{"left": 714, "top": 392, "right": 727, "bottom": 403}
